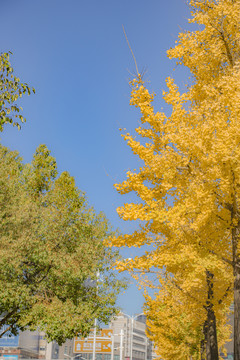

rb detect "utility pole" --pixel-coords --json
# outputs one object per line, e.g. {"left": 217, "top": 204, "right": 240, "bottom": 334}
{"left": 111, "top": 335, "right": 114, "bottom": 360}
{"left": 92, "top": 270, "right": 100, "bottom": 360}
{"left": 120, "top": 329, "right": 124, "bottom": 360}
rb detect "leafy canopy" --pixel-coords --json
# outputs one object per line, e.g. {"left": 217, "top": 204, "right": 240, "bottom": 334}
{"left": 0, "top": 144, "right": 123, "bottom": 344}
{"left": 108, "top": 0, "right": 240, "bottom": 357}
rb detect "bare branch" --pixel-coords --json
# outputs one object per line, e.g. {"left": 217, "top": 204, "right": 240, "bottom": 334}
{"left": 0, "top": 326, "right": 12, "bottom": 339}
{"left": 122, "top": 25, "right": 140, "bottom": 77}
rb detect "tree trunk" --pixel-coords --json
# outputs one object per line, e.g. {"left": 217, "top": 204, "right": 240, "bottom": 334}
{"left": 234, "top": 270, "right": 240, "bottom": 360}
{"left": 232, "top": 224, "right": 240, "bottom": 360}
{"left": 201, "top": 322, "right": 207, "bottom": 360}
{"left": 206, "top": 307, "right": 218, "bottom": 360}
{"left": 205, "top": 271, "right": 219, "bottom": 360}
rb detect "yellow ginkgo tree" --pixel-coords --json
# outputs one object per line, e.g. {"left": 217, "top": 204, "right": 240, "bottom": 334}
{"left": 109, "top": 0, "right": 240, "bottom": 358}
{"left": 144, "top": 272, "right": 231, "bottom": 360}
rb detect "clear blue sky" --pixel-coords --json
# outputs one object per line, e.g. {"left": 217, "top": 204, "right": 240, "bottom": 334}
{"left": 1, "top": 0, "right": 192, "bottom": 315}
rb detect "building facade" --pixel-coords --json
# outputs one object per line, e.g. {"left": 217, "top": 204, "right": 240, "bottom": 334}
{"left": 0, "top": 328, "right": 59, "bottom": 360}
{"left": 73, "top": 313, "right": 152, "bottom": 360}
{"left": 0, "top": 313, "right": 153, "bottom": 360}
{"left": 109, "top": 313, "right": 149, "bottom": 360}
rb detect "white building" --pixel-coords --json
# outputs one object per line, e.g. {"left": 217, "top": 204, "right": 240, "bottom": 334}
{"left": 109, "top": 313, "right": 150, "bottom": 360}
{"left": 72, "top": 313, "right": 152, "bottom": 360}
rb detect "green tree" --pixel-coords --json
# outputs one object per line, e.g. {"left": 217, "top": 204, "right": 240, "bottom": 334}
{"left": 0, "top": 52, "right": 34, "bottom": 131}
{"left": 0, "top": 144, "right": 123, "bottom": 344}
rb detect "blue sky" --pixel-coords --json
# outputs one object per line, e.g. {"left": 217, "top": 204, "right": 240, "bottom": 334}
{"left": 1, "top": 0, "right": 192, "bottom": 315}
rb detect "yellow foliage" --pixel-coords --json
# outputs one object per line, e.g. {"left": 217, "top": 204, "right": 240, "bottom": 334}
{"left": 109, "top": 0, "right": 240, "bottom": 357}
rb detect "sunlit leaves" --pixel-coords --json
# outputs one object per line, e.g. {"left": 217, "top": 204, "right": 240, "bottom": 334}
{"left": 109, "top": 0, "right": 240, "bottom": 357}
{"left": 0, "top": 144, "right": 123, "bottom": 344}
{"left": 0, "top": 52, "right": 35, "bottom": 131}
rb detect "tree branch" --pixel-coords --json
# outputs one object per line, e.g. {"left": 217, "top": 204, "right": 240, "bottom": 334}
{"left": 208, "top": 17, "right": 234, "bottom": 67}
{"left": 0, "top": 325, "right": 12, "bottom": 339}
{"left": 208, "top": 249, "right": 236, "bottom": 269}
{"left": 0, "top": 309, "right": 17, "bottom": 329}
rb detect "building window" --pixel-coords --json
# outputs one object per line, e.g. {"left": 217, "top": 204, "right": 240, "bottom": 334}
{"left": 133, "top": 335, "right": 144, "bottom": 342}
{"left": 132, "top": 342, "right": 145, "bottom": 350}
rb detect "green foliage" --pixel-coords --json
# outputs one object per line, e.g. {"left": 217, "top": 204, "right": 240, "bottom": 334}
{"left": 0, "top": 52, "right": 35, "bottom": 131}
{"left": 0, "top": 144, "right": 124, "bottom": 344}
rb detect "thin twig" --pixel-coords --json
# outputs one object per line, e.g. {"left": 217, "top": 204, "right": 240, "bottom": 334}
{"left": 122, "top": 25, "right": 139, "bottom": 76}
